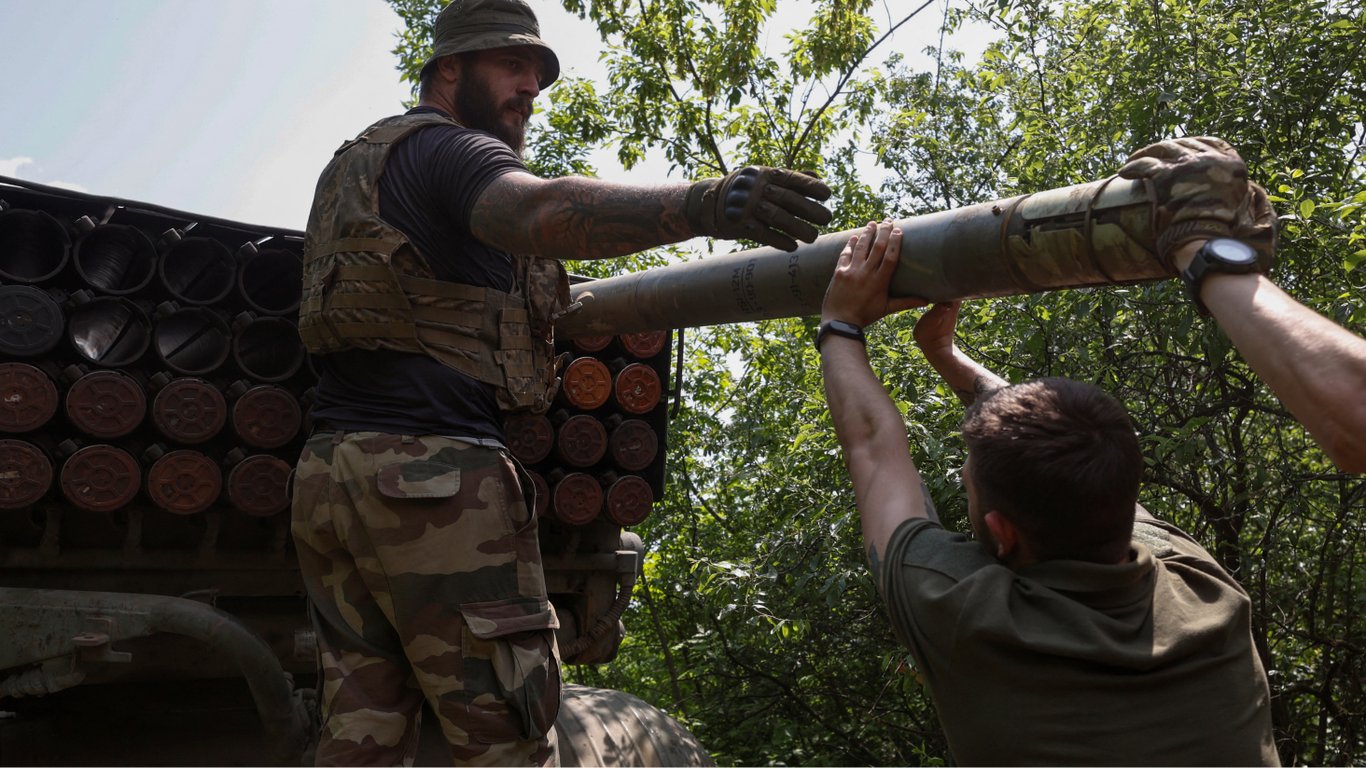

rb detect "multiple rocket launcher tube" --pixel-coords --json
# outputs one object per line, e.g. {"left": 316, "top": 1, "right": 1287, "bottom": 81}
{"left": 0, "top": 180, "right": 675, "bottom": 690}
{"left": 0, "top": 194, "right": 310, "bottom": 529}
{"left": 509, "top": 330, "right": 669, "bottom": 528}
{"left": 0, "top": 182, "right": 673, "bottom": 540}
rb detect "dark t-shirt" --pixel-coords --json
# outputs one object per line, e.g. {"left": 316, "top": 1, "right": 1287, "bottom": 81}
{"left": 309, "top": 107, "right": 528, "bottom": 442}
{"left": 881, "top": 514, "right": 1279, "bottom": 766}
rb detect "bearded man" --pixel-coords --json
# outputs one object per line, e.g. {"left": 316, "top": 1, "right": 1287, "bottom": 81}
{"left": 290, "top": 1, "right": 834, "bottom": 764}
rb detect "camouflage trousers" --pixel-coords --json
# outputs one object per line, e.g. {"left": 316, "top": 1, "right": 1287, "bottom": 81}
{"left": 291, "top": 431, "right": 561, "bottom": 766}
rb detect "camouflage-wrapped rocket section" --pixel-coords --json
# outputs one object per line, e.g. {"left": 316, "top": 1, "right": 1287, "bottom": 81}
{"left": 556, "top": 177, "right": 1180, "bottom": 336}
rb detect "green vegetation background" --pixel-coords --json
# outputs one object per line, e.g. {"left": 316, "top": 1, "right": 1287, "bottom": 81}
{"left": 389, "top": 0, "right": 1366, "bottom": 763}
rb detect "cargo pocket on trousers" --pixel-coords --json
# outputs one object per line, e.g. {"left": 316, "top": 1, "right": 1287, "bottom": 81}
{"left": 459, "top": 597, "right": 562, "bottom": 743}
{"left": 376, "top": 459, "right": 461, "bottom": 500}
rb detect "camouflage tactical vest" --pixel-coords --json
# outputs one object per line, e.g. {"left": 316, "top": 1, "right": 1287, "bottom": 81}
{"left": 298, "top": 112, "right": 569, "bottom": 414}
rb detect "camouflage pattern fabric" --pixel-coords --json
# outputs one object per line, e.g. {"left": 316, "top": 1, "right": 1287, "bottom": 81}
{"left": 292, "top": 431, "right": 561, "bottom": 766}
{"left": 1117, "top": 136, "right": 1277, "bottom": 268}
{"left": 298, "top": 111, "right": 569, "bottom": 414}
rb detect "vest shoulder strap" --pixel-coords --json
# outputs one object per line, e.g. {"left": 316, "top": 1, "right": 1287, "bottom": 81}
{"left": 361, "top": 111, "right": 464, "bottom": 146}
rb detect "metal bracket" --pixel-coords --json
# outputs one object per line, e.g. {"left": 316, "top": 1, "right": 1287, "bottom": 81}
{"left": 72, "top": 617, "right": 133, "bottom": 664}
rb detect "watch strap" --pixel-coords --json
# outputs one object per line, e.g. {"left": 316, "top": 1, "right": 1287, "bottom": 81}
{"left": 1179, "top": 260, "right": 1213, "bottom": 316}
{"left": 1181, "top": 239, "right": 1260, "bottom": 316}
{"left": 816, "top": 319, "right": 865, "bottom": 351}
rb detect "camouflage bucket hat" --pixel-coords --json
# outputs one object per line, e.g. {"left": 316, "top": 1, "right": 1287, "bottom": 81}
{"left": 426, "top": 0, "right": 560, "bottom": 89}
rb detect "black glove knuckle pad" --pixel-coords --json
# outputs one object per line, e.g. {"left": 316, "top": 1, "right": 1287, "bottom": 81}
{"left": 687, "top": 164, "right": 832, "bottom": 248}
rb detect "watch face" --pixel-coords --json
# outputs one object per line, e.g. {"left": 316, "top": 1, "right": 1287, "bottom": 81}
{"left": 1206, "top": 238, "right": 1259, "bottom": 265}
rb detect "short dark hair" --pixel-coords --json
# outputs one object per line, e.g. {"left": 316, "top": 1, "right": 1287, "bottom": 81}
{"left": 961, "top": 378, "right": 1142, "bottom": 563}
{"left": 418, "top": 58, "right": 441, "bottom": 100}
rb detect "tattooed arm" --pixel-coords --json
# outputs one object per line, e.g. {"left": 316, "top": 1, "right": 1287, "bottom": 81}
{"left": 469, "top": 172, "right": 695, "bottom": 261}
{"left": 820, "top": 223, "right": 934, "bottom": 585}
{"left": 912, "top": 301, "right": 1008, "bottom": 406}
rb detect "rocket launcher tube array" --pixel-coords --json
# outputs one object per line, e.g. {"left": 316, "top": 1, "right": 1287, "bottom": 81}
{"left": 557, "top": 177, "right": 1172, "bottom": 336}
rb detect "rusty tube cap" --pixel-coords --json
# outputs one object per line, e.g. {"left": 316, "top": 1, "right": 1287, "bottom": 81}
{"left": 231, "top": 384, "right": 302, "bottom": 449}
{"left": 147, "top": 450, "right": 222, "bottom": 515}
{"left": 505, "top": 412, "right": 554, "bottom": 464}
{"left": 227, "top": 454, "right": 291, "bottom": 517}
{"left": 560, "top": 357, "right": 611, "bottom": 410}
{"left": 620, "top": 330, "right": 667, "bottom": 359}
{"left": 0, "top": 362, "right": 60, "bottom": 433}
{"left": 151, "top": 377, "right": 227, "bottom": 444}
{"left": 604, "top": 474, "right": 653, "bottom": 526}
{"left": 552, "top": 472, "right": 602, "bottom": 526}
{"left": 608, "top": 418, "right": 658, "bottom": 472}
{"left": 60, "top": 444, "right": 140, "bottom": 513}
{"left": 613, "top": 363, "right": 662, "bottom": 415}
{"left": 569, "top": 334, "right": 612, "bottom": 353}
{"left": 65, "top": 370, "right": 146, "bottom": 439}
{"left": 556, "top": 414, "right": 607, "bottom": 468}
{"left": 0, "top": 439, "right": 54, "bottom": 509}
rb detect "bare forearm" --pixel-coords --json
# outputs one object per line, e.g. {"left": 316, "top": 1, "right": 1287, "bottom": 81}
{"left": 472, "top": 173, "right": 694, "bottom": 260}
{"left": 821, "top": 221, "right": 937, "bottom": 583}
{"left": 912, "top": 303, "right": 1008, "bottom": 407}
{"left": 926, "top": 350, "right": 1008, "bottom": 406}
{"left": 821, "top": 336, "right": 925, "bottom": 574}
{"left": 822, "top": 338, "right": 909, "bottom": 454}
{"left": 1202, "top": 272, "right": 1366, "bottom": 471}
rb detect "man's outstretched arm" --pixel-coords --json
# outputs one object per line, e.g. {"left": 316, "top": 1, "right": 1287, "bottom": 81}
{"left": 1118, "top": 136, "right": 1366, "bottom": 473}
{"left": 1172, "top": 240, "right": 1366, "bottom": 472}
{"left": 820, "top": 222, "right": 932, "bottom": 580}
{"left": 470, "top": 166, "right": 833, "bottom": 261}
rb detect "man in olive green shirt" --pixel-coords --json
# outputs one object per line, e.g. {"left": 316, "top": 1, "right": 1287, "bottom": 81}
{"left": 816, "top": 220, "right": 1278, "bottom": 765}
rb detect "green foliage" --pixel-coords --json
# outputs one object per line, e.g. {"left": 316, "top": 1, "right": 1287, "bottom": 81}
{"left": 389, "top": 0, "right": 1365, "bottom": 763}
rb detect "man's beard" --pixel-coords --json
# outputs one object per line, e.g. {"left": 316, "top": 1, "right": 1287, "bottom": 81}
{"left": 455, "top": 70, "right": 530, "bottom": 154}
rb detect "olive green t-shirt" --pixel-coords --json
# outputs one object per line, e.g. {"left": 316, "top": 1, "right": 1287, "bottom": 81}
{"left": 881, "top": 515, "right": 1278, "bottom": 766}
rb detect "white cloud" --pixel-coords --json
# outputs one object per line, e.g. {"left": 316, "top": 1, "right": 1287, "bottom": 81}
{"left": 0, "top": 156, "right": 88, "bottom": 193}
{"left": 45, "top": 180, "right": 89, "bottom": 193}
{"left": 0, "top": 156, "right": 34, "bottom": 177}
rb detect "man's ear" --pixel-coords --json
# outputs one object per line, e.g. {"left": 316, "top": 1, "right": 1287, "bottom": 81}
{"left": 983, "top": 510, "right": 1018, "bottom": 560}
{"left": 436, "top": 53, "right": 462, "bottom": 85}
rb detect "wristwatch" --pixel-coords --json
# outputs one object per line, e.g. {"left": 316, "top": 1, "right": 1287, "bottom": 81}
{"left": 1180, "top": 238, "right": 1261, "bottom": 316}
{"left": 815, "top": 319, "right": 865, "bottom": 351}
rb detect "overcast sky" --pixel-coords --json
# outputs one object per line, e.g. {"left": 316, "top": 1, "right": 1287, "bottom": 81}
{"left": 0, "top": 0, "right": 987, "bottom": 231}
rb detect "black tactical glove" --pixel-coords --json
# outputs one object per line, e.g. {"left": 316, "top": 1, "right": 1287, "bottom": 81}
{"left": 685, "top": 166, "right": 834, "bottom": 251}
{"left": 1117, "top": 136, "right": 1276, "bottom": 269}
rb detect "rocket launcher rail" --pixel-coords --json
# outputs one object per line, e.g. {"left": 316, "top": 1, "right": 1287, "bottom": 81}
{"left": 557, "top": 176, "right": 1189, "bottom": 336}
